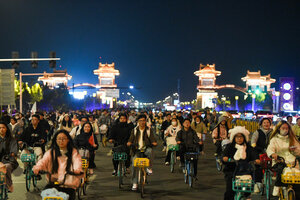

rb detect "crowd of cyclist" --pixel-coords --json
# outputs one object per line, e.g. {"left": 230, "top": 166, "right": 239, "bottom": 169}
{"left": 0, "top": 109, "right": 300, "bottom": 200}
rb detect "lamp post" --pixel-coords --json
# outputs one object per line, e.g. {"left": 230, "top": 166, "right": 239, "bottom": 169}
{"left": 275, "top": 91, "right": 280, "bottom": 113}
{"left": 252, "top": 94, "right": 256, "bottom": 112}
{"left": 235, "top": 96, "right": 239, "bottom": 111}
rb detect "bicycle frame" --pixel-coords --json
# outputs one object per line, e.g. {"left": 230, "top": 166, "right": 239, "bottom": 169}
{"left": 0, "top": 173, "right": 7, "bottom": 200}
{"left": 133, "top": 150, "right": 150, "bottom": 198}
{"left": 184, "top": 152, "right": 198, "bottom": 188}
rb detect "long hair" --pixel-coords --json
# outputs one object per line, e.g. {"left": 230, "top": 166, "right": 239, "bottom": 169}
{"left": 50, "top": 129, "right": 76, "bottom": 174}
{"left": 269, "top": 120, "right": 298, "bottom": 151}
{"left": 0, "top": 121, "right": 13, "bottom": 153}
{"left": 61, "top": 115, "right": 72, "bottom": 127}
{"left": 80, "top": 122, "right": 93, "bottom": 136}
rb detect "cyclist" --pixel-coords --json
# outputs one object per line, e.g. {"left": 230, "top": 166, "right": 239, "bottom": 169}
{"left": 191, "top": 116, "right": 207, "bottom": 153}
{"left": 164, "top": 118, "right": 181, "bottom": 165}
{"left": 127, "top": 114, "right": 157, "bottom": 191}
{"left": 176, "top": 118, "right": 202, "bottom": 175}
{"left": 212, "top": 116, "right": 229, "bottom": 156}
{"left": 69, "top": 116, "right": 88, "bottom": 139}
{"left": 33, "top": 130, "right": 83, "bottom": 200}
{"left": 108, "top": 113, "right": 134, "bottom": 175}
{"left": 266, "top": 120, "right": 300, "bottom": 197}
{"left": 222, "top": 126, "right": 259, "bottom": 200}
{"left": 161, "top": 113, "right": 172, "bottom": 152}
{"left": 8, "top": 117, "right": 23, "bottom": 140}
{"left": 58, "top": 114, "right": 73, "bottom": 133}
{"left": 292, "top": 117, "right": 300, "bottom": 140}
{"left": 0, "top": 121, "right": 19, "bottom": 192}
{"left": 74, "top": 122, "right": 98, "bottom": 175}
{"left": 251, "top": 117, "right": 273, "bottom": 193}
{"left": 19, "top": 114, "right": 46, "bottom": 164}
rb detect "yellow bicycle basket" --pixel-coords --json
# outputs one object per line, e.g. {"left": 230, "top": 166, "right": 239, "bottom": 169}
{"left": 134, "top": 158, "right": 150, "bottom": 167}
{"left": 81, "top": 158, "right": 89, "bottom": 169}
{"left": 43, "top": 197, "right": 64, "bottom": 200}
{"left": 281, "top": 172, "right": 300, "bottom": 184}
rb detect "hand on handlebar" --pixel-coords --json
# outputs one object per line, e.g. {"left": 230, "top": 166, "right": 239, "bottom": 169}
{"left": 271, "top": 153, "right": 278, "bottom": 161}
{"left": 127, "top": 142, "right": 132, "bottom": 147}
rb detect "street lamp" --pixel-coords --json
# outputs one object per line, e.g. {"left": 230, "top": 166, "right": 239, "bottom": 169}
{"left": 235, "top": 96, "right": 239, "bottom": 111}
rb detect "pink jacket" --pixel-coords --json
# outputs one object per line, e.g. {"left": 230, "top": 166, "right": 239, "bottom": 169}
{"left": 33, "top": 148, "right": 83, "bottom": 189}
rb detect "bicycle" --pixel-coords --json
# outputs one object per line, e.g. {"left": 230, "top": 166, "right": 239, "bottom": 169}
{"left": 275, "top": 156, "right": 300, "bottom": 200}
{"left": 78, "top": 148, "right": 90, "bottom": 197}
{"left": 20, "top": 142, "right": 43, "bottom": 191}
{"left": 259, "top": 153, "right": 273, "bottom": 200}
{"left": 229, "top": 159, "right": 256, "bottom": 200}
{"left": 168, "top": 144, "right": 179, "bottom": 173}
{"left": 133, "top": 150, "right": 150, "bottom": 198}
{"left": 183, "top": 151, "right": 199, "bottom": 188}
{"left": 113, "top": 151, "right": 127, "bottom": 189}
{"left": 0, "top": 172, "right": 7, "bottom": 200}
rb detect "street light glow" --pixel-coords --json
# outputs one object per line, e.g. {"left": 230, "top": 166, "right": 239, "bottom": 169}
{"left": 129, "top": 85, "right": 134, "bottom": 89}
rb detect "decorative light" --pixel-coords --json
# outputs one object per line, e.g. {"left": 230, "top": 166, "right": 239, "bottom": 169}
{"left": 275, "top": 91, "right": 280, "bottom": 96}
{"left": 235, "top": 96, "right": 239, "bottom": 100}
{"left": 283, "top": 83, "right": 291, "bottom": 90}
{"left": 283, "top": 103, "right": 291, "bottom": 110}
{"left": 252, "top": 94, "right": 256, "bottom": 99}
{"left": 283, "top": 93, "right": 291, "bottom": 101}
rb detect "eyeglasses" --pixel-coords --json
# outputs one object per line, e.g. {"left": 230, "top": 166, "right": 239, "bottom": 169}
{"left": 57, "top": 138, "right": 68, "bottom": 142}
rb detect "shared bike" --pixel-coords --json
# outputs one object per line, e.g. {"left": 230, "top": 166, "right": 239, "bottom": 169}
{"left": 259, "top": 153, "right": 273, "bottom": 200}
{"left": 168, "top": 144, "right": 179, "bottom": 173}
{"left": 183, "top": 151, "right": 199, "bottom": 188}
{"left": 112, "top": 145, "right": 128, "bottom": 189}
{"left": 0, "top": 172, "right": 7, "bottom": 200}
{"left": 133, "top": 150, "right": 150, "bottom": 198}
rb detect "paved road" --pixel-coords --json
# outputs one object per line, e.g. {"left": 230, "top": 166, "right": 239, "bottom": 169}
{"left": 9, "top": 134, "right": 275, "bottom": 200}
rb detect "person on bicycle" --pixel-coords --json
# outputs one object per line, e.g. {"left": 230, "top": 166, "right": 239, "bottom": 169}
{"left": 250, "top": 117, "right": 273, "bottom": 193}
{"left": 212, "top": 116, "right": 229, "bottom": 156}
{"left": 19, "top": 114, "right": 46, "bottom": 163}
{"left": 292, "top": 117, "right": 300, "bottom": 140}
{"left": 0, "top": 121, "right": 19, "bottom": 192}
{"left": 191, "top": 116, "right": 207, "bottom": 153}
{"left": 33, "top": 130, "right": 83, "bottom": 200}
{"left": 176, "top": 118, "right": 202, "bottom": 175}
{"left": 266, "top": 120, "right": 300, "bottom": 197}
{"left": 59, "top": 114, "right": 73, "bottom": 133}
{"left": 108, "top": 113, "right": 134, "bottom": 175}
{"left": 69, "top": 116, "right": 88, "bottom": 139}
{"left": 127, "top": 114, "right": 157, "bottom": 191}
{"left": 74, "top": 122, "right": 98, "bottom": 175}
{"left": 164, "top": 118, "right": 181, "bottom": 165}
{"left": 222, "top": 126, "right": 259, "bottom": 200}
{"left": 161, "top": 113, "right": 172, "bottom": 152}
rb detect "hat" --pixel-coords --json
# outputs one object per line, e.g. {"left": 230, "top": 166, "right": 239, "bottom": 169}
{"left": 217, "top": 115, "right": 227, "bottom": 124}
{"left": 229, "top": 126, "right": 250, "bottom": 142}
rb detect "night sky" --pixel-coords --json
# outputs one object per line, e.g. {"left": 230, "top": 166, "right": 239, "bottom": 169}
{"left": 0, "top": 0, "right": 299, "bottom": 102}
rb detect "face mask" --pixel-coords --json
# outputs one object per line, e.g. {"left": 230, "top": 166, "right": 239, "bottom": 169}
{"left": 171, "top": 122, "right": 177, "bottom": 126}
{"left": 196, "top": 121, "right": 200, "bottom": 124}
{"left": 280, "top": 129, "right": 288, "bottom": 136}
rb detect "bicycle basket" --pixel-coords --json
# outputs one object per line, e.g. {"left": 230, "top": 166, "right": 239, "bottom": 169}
{"left": 113, "top": 152, "right": 127, "bottom": 161}
{"left": 281, "top": 172, "right": 300, "bottom": 184}
{"left": 21, "top": 153, "right": 36, "bottom": 163}
{"left": 43, "top": 198, "right": 64, "bottom": 200}
{"left": 232, "top": 178, "right": 255, "bottom": 193}
{"left": 81, "top": 159, "right": 89, "bottom": 169}
{"left": 0, "top": 172, "right": 5, "bottom": 185}
{"left": 259, "top": 153, "right": 272, "bottom": 169}
{"left": 168, "top": 144, "right": 179, "bottom": 151}
{"left": 134, "top": 158, "right": 150, "bottom": 167}
{"left": 185, "top": 152, "right": 198, "bottom": 161}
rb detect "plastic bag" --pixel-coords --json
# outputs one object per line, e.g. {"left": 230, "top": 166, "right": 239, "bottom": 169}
{"left": 41, "top": 188, "right": 69, "bottom": 200}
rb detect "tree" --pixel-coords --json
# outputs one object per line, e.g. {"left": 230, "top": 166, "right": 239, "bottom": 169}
{"left": 28, "top": 83, "right": 43, "bottom": 103}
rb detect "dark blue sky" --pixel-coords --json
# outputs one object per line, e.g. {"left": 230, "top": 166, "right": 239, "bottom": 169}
{"left": 0, "top": 0, "right": 299, "bottom": 102}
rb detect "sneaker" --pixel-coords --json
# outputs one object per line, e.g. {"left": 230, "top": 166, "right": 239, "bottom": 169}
{"left": 7, "top": 185, "right": 13, "bottom": 193}
{"left": 165, "top": 162, "right": 170, "bottom": 166}
{"left": 132, "top": 183, "right": 138, "bottom": 191}
{"left": 162, "top": 147, "right": 167, "bottom": 152}
{"left": 272, "top": 186, "right": 279, "bottom": 197}
{"left": 254, "top": 183, "right": 260, "bottom": 193}
{"left": 112, "top": 170, "right": 116, "bottom": 176}
{"left": 146, "top": 168, "right": 153, "bottom": 175}
{"left": 176, "top": 156, "right": 180, "bottom": 161}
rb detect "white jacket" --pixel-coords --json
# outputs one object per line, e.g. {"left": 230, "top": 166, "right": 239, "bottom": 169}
{"left": 266, "top": 134, "right": 296, "bottom": 165}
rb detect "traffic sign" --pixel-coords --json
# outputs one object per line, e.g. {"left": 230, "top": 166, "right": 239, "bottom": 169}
{"left": 0, "top": 69, "right": 15, "bottom": 105}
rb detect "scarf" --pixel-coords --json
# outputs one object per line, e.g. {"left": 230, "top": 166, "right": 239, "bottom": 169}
{"left": 234, "top": 144, "right": 247, "bottom": 160}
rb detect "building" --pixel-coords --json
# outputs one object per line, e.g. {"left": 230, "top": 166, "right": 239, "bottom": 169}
{"left": 194, "top": 64, "right": 221, "bottom": 109}
{"left": 93, "top": 62, "right": 120, "bottom": 108}
{"left": 38, "top": 70, "right": 72, "bottom": 89}
{"left": 241, "top": 70, "right": 276, "bottom": 92}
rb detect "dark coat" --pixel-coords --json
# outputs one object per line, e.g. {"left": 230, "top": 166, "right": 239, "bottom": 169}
{"left": 223, "top": 142, "right": 258, "bottom": 173}
{"left": 20, "top": 123, "right": 47, "bottom": 147}
{"left": 108, "top": 122, "right": 134, "bottom": 146}
{"left": 74, "top": 132, "right": 99, "bottom": 151}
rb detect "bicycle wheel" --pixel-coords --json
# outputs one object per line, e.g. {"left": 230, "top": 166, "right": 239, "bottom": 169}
{"left": 77, "top": 186, "right": 82, "bottom": 200}
{"left": 118, "top": 162, "right": 123, "bottom": 189}
{"left": 265, "top": 171, "right": 271, "bottom": 200}
{"left": 83, "top": 173, "right": 88, "bottom": 195}
{"left": 287, "top": 189, "right": 296, "bottom": 200}
{"left": 32, "top": 174, "right": 37, "bottom": 188}
{"left": 25, "top": 168, "right": 31, "bottom": 191}
{"left": 188, "top": 163, "right": 193, "bottom": 188}
{"left": 170, "top": 151, "right": 175, "bottom": 173}
{"left": 184, "top": 163, "right": 188, "bottom": 184}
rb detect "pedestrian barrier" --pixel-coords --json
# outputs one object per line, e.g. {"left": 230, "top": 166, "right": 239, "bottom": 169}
{"left": 233, "top": 119, "right": 260, "bottom": 133}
